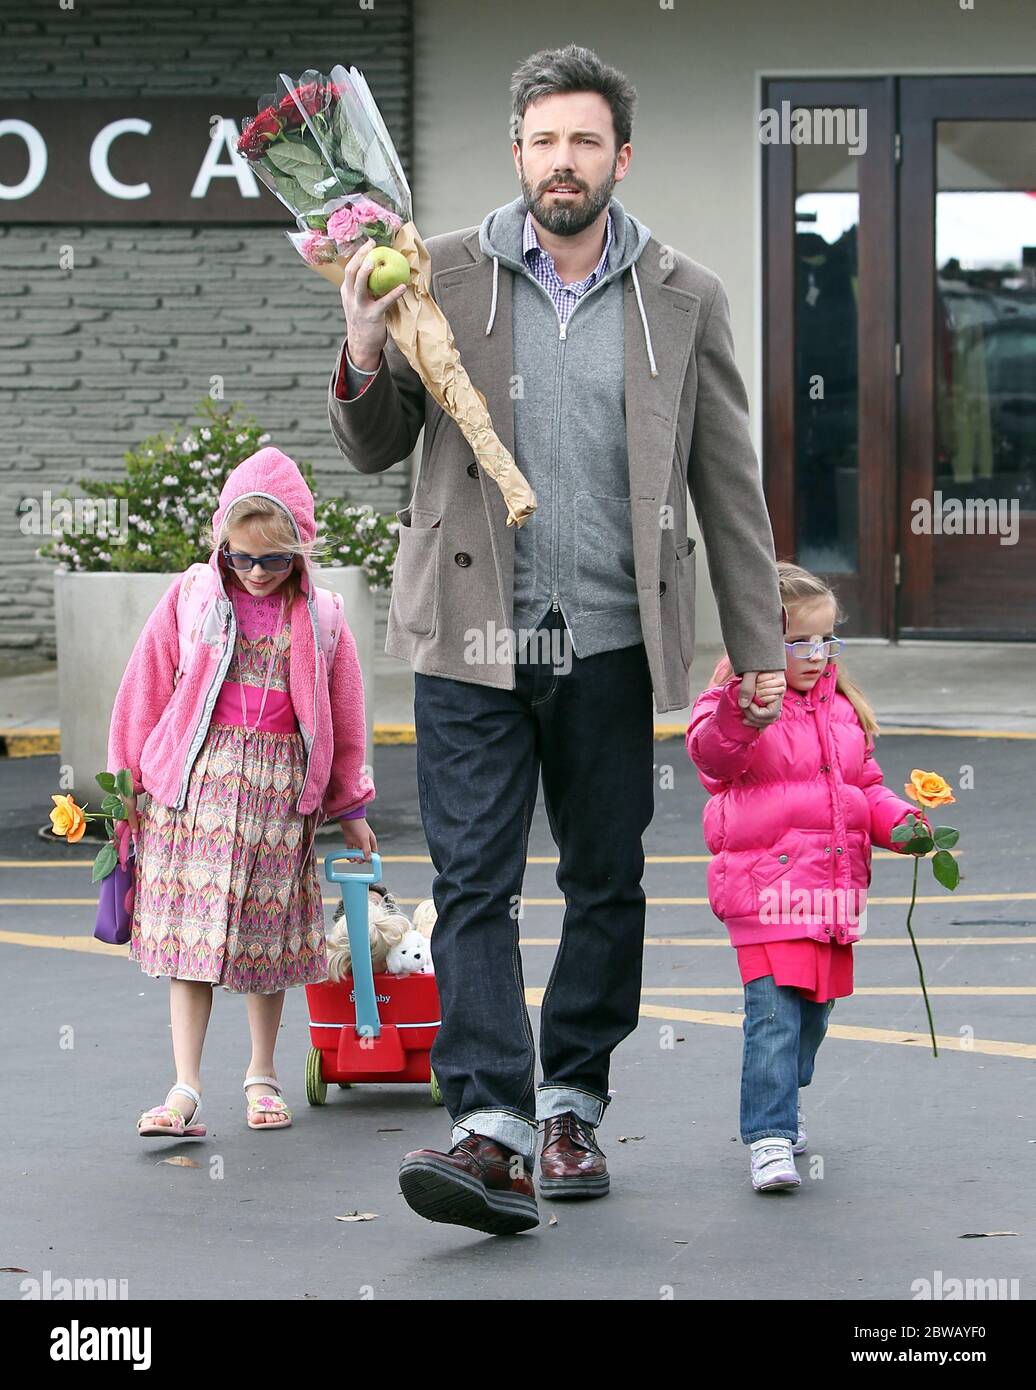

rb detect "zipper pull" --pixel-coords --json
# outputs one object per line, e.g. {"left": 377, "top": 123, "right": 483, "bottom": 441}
{"left": 551, "top": 591, "right": 560, "bottom": 612}
{"left": 559, "top": 321, "right": 567, "bottom": 341}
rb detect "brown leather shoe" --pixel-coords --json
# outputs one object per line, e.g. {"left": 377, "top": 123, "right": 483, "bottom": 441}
{"left": 539, "top": 1112, "right": 610, "bottom": 1199}
{"left": 398, "top": 1134, "right": 539, "bottom": 1235}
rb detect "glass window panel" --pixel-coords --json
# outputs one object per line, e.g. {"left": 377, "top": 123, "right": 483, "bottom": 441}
{"left": 794, "top": 130, "right": 860, "bottom": 572}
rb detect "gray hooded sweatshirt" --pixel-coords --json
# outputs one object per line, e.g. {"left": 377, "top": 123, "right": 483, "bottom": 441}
{"left": 478, "top": 195, "right": 654, "bottom": 658}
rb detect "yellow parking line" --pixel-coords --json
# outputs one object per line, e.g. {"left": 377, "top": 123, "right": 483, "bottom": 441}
{"left": 521, "top": 936, "right": 1036, "bottom": 947}
{"left": 640, "top": 985, "right": 1036, "bottom": 996}
{"left": 0, "top": 930, "right": 125, "bottom": 955}
{"left": 0, "top": 848, "right": 960, "bottom": 868}
{"left": 2, "top": 891, "right": 1025, "bottom": 910}
{"left": 654, "top": 723, "right": 1036, "bottom": 741}
{"left": 521, "top": 988, "right": 1036, "bottom": 1059}
{"left": 3, "top": 935, "right": 1032, "bottom": 1058}
{"left": 632, "top": 1002, "right": 1036, "bottom": 1060}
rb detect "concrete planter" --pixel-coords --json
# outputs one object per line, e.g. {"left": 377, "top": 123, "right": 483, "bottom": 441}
{"left": 53, "top": 566, "right": 375, "bottom": 810}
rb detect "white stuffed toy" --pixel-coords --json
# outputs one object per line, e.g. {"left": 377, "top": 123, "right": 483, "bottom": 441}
{"left": 412, "top": 897, "right": 437, "bottom": 939}
{"left": 386, "top": 929, "right": 434, "bottom": 976}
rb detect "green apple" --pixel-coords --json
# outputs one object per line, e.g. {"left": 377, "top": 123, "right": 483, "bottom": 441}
{"left": 366, "top": 246, "right": 410, "bottom": 298}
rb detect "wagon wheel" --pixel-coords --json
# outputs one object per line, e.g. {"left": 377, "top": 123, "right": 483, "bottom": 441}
{"left": 429, "top": 1068, "right": 444, "bottom": 1106}
{"left": 305, "top": 1047, "right": 327, "bottom": 1106}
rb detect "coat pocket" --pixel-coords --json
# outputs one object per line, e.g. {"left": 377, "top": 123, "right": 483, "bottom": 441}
{"left": 749, "top": 831, "right": 803, "bottom": 923}
{"left": 675, "top": 537, "right": 696, "bottom": 664}
{"left": 392, "top": 505, "right": 443, "bottom": 637}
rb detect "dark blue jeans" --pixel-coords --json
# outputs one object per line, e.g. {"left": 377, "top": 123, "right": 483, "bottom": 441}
{"left": 414, "top": 608, "right": 655, "bottom": 1162}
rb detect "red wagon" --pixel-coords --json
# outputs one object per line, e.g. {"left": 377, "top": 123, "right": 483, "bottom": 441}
{"left": 305, "top": 851, "right": 443, "bottom": 1106}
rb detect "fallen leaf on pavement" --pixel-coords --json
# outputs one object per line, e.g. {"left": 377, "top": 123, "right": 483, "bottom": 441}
{"left": 157, "top": 1156, "right": 199, "bottom": 1168}
{"left": 618, "top": 1135, "right": 645, "bottom": 1143}
{"left": 334, "top": 1211, "right": 379, "bottom": 1222}
{"left": 958, "top": 1231, "right": 1018, "bottom": 1238}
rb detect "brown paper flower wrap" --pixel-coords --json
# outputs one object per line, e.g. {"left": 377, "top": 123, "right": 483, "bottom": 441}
{"left": 312, "top": 224, "right": 537, "bottom": 528}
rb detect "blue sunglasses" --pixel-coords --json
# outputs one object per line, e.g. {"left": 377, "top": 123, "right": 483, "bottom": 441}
{"left": 222, "top": 546, "right": 295, "bottom": 573}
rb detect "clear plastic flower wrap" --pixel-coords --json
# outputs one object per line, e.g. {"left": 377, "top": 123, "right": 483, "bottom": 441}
{"left": 238, "top": 66, "right": 536, "bottom": 527}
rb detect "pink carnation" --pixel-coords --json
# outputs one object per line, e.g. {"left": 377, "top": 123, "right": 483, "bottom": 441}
{"left": 326, "top": 198, "right": 403, "bottom": 246}
{"left": 298, "top": 231, "right": 339, "bottom": 266}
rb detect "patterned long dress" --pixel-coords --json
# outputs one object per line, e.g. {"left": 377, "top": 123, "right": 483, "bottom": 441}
{"left": 129, "top": 581, "right": 327, "bottom": 993}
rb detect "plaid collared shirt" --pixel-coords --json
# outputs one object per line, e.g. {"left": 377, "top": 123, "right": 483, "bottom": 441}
{"left": 522, "top": 210, "right": 613, "bottom": 324}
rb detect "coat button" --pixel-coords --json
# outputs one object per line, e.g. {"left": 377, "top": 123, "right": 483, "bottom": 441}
{"left": 466, "top": 461, "right": 478, "bottom": 478}
{"left": 821, "top": 764, "right": 830, "bottom": 772}
{"left": 778, "top": 854, "right": 788, "bottom": 864}
{"left": 835, "top": 846, "right": 843, "bottom": 854}
{"left": 824, "top": 846, "right": 831, "bottom": 854}
{"left": 658, "top": 581, "right": 667, "bottom": 597}
{"left": 454, "top": 552, "right": 471, "bottom": 567}
{"left": 820, "top": 695, "right": 828, "bottom": 701}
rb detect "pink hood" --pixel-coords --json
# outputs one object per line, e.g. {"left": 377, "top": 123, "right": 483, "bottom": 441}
{"left": 108, "top": 447, "right": 374, "bottom": 823}
{"left": 686, "top": 669, "right": 921, "bottom": 947}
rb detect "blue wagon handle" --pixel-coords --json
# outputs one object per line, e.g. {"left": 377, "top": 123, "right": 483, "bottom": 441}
{"left": 325, "top": 851, "right": 383, "bottom": 1040}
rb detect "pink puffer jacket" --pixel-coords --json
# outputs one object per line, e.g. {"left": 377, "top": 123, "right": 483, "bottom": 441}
{"left": 686, "top": 669, "right": 920, "bottom": 947}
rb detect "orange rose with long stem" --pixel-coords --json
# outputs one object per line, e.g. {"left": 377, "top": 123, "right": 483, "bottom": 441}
{"left": 893, "top": 770, "right": 961, "bottom": 1056}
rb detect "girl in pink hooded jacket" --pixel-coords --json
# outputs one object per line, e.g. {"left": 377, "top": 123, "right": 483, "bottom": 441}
{"left": 686, "top": 562, "right": 924, "bottom": 1193}
{"left": 108, "top": 447, "right": 375, "bottom": 1140}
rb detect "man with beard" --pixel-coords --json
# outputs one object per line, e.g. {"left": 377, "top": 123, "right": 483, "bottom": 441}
{"left": 327, "top": 44, "right": 787, "bottom": 1235}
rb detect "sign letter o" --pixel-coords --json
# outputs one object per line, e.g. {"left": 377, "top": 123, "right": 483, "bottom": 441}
{"left": 0, "top": 119, "right": 47, "bottom": 200}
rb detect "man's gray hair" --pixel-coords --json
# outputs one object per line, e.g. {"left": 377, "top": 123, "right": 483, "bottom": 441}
{"left": 510, "top": 44, "right": 637, "bottom": 150}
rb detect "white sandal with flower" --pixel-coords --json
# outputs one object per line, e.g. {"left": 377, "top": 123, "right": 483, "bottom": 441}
{"left": 137, "top": 1083, "right": 206, "bottom": 1138}
{"left": 244, "top": 1074, "right": 292, "bottom": 1130}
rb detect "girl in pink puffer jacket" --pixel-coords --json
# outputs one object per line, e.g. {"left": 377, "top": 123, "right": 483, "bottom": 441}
{"left": 686, "top": 562, "right": 923, "bottom": 1193}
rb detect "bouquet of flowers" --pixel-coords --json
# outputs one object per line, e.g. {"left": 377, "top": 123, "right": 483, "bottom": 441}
{"left": 237, "top": 66, "right": 537, "bottom": 528}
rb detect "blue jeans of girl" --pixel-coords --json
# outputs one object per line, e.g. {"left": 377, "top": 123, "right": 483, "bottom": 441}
{"left": 740, "top": 975, "right": 836, "bottom": 1143}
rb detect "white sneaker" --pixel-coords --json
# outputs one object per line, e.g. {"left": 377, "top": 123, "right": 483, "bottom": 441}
{"left": 792, "top": 1108, "right": 807, "bottom": 1155}
{"left": 750, "top": 1137, "right": 801, "bottom": 1191}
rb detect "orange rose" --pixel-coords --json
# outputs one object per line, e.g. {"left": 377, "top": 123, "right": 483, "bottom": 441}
{"left": 904, "top": 770, "right": 956, "bottom": 809}
{"left": 50, "top": 793, "right": 87, "bottom": 843}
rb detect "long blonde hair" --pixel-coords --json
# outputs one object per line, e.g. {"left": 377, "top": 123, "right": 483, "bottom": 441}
{"left": 709, "top": 561, "right": 880, "bottom": 742}
{"left": 216, "top": 496, "right": 330, "bottom": 610}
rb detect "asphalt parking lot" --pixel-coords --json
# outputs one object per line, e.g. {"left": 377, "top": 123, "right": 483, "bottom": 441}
{"left": 1, "top": 732, "right": 1033, "bottom": 1301}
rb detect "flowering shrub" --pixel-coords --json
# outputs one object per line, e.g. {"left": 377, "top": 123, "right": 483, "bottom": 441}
{"left": 37, "top": 397, "right": 397, "bottom": 589}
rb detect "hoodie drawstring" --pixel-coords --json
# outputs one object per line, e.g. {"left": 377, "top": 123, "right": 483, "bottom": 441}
{"left": 485, "top": 254, "right": 500, "bottom": 336}
{"left": 630, "top": 262, "right": 659, "bottom": 378}
{"left": 484, "top": 250, "right": 658, "bottom": 379}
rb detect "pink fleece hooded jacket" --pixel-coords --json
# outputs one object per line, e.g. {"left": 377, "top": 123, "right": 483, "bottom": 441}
{"left": 686, "top": 668, "right": 921, "bottom": 947}
{"left": 107, "top": 446, "right": 374, "bottom": 823}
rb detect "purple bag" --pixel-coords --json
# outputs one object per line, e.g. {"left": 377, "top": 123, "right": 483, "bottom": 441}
{"left": 93, "top": 823, "right": 137, "bottom": 945}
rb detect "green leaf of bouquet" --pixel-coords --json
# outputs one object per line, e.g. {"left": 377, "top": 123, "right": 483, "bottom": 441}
{"left": 907, "top": 834, "right": 934, "bottom": 855}
{"left": 334, "top": 103, "right": 367, "bottom": 173}
{"left": 931, "top": 849, "right": 960, "bottom": 891}
{"left": 92, "top": 842, "right": 118, "bottom": 883}
{"left": 96, "top": 772, "right": 117, "bottom": 791}
{"left": 932, "top": 826, "right": 959, "bottom": 849}
{"left": 115, "top": 769, "right": 134, "bottom": 797}
{"left": 891, "top": 823, "right": 914, "bottom": 843}
{"left": 100, "top": 795, "right": 123, "bottom": 815}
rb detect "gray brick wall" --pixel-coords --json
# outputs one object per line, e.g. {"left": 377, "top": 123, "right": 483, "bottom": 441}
{"left": 0, "top": 0, "right": 414, "bottom": 662}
